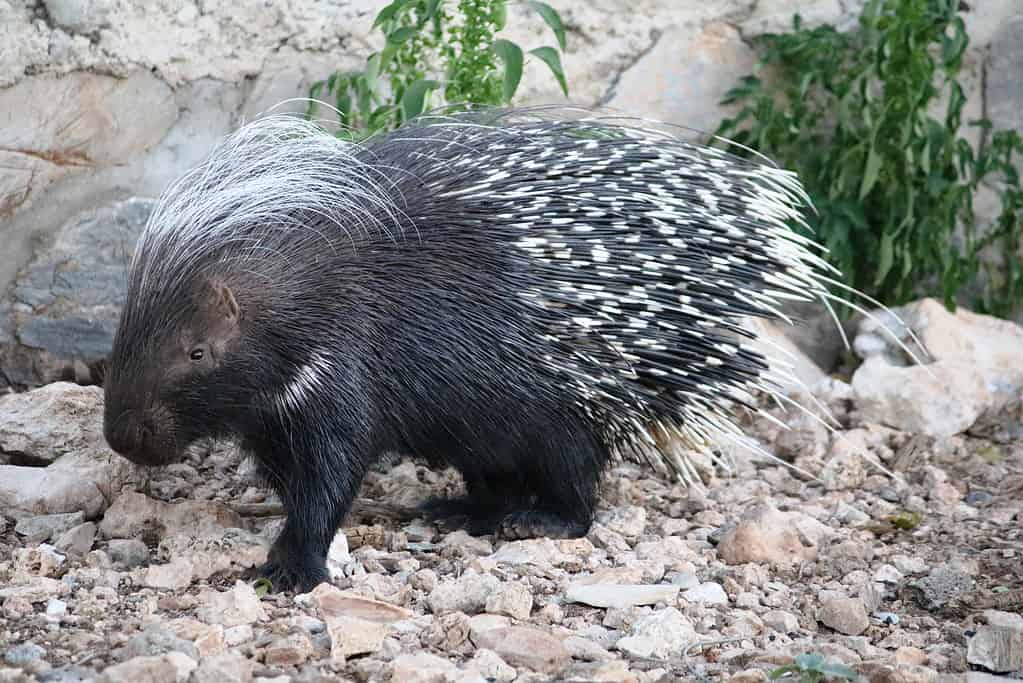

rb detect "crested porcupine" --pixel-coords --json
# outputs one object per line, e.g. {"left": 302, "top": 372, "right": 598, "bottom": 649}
{"left": 102, "top": 105, "right": 913, "bottom": 592}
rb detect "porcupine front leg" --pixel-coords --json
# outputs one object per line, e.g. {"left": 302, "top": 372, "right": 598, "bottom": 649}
{"left": 250, "top": 435, "right": 367, "bottom": 593}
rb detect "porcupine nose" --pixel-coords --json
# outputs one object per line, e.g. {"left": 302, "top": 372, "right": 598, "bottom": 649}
{"left": 103, "top": 409, "right": 151, "bottom": 460}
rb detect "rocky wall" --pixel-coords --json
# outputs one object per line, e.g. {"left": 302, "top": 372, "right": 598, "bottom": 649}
{"left": 0, "top": 0, "right": 1020, "bottom": 387}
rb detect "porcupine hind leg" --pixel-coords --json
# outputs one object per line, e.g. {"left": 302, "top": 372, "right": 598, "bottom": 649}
{"left": 493, "top": 413, "right": 606, "bottom": 540}
{"left": 417, "top": 471, "right": 512, "bottom": 535}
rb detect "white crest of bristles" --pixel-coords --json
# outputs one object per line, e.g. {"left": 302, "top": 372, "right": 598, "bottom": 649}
{"left": 130, "top": 114, "right": 409, "bottom": 295}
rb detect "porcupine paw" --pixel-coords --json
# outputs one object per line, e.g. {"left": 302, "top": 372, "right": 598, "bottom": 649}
{"left": 254, "top": 550, "right": 329, "bottom": 593}
{"left": 496, "top": 510, "right": 590, "bottom": 540}
{"left": 417, "top": 495, "right": 505, "bottom": 536}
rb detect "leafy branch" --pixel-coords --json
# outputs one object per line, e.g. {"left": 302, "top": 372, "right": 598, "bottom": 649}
{"left": 308, "top": 0, "right": 569, "bottom": 141}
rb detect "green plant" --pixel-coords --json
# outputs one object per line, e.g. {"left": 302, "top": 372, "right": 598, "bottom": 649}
{"left": 770, "top": 653, "right": 858, "bottom": 682}
{"left": 712, "top": 0, "right": 1023, "bottom": 316}
{"left": 307, "top": 0, "right": 568, "bottom": 141}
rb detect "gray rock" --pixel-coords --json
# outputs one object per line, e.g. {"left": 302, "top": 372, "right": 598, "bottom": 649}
{"left": 987, "top": 16, "right": 1023, "bottom": 153}
{"left": 817, "top": 596, "right": 869, "bottom": 636}
{"left": 112, "top": 625, "right": 199, "bottom": 661}
{"left": 106, "top": 539, "right": 150, "bottom": 569}
{"left": 0, "top": 451, "right": 134, "bottom": 518}
{"left": 852, "top": 299, "right": 1023, "bottom": 438}
{"left": 4, "top": 642, "right": 47, "bottom": 666}
{"left": 906, "top": 565, "right": 975, "bottom": 611}
{"left": 14, "top": 511, "right": 84, "bottom": 543}
{"left": 967, "top": 610, "right": 1023, "bottom": 673}
{"left": 42, "top": 0, "right": 116, "bottom": 33}
{"left": 471, "top": 626, "right": 570, "bottom": 674}
{"left": 565, "top": 584, "right": 680, "bottom": 609}
{"left": 96, "top": 652, "right": 197, "bottom": 683}
{"left": 53, "top": 521, "right": 96, "bottom": 557}
{"left": 0, "top": 383, "right": 112, "bottom": 464}
{"left": 681, "top": 582, "right": 728, "bottom": 606}
{"left": 1, "top": 199, "right": 153, "bottom": 386}
{"left": 615, "top": 607, "right": 698, "bottom": 659}
{"left": 427, "top": 569, "right": 501, "bottom": 615}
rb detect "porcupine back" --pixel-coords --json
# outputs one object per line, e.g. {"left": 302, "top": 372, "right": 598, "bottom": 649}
{"left": 351, "top": 105, "right": 847, "bottom": 479}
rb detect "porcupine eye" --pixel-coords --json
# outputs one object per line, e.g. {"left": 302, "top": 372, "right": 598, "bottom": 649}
{"left": 189, "top": 346, "right": 207, "bottom": 362}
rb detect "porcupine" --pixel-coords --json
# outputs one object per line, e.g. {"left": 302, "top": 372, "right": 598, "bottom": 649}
{"left": 102, "top": 105, "right": 907, "bottom": 592}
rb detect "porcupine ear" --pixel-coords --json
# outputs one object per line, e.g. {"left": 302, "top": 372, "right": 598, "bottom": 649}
{"left": 212, "top": 284, "right": 240, "bottom": 323}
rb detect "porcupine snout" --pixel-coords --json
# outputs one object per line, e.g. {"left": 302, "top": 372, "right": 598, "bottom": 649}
{"left": 103, "top": 407, "right": 163, "bottom": 465}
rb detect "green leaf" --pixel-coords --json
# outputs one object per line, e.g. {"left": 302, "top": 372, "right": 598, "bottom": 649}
{"left": 425, "top": 0, "right": 444, "bottom": 20}
{"left": 493, "top": 0, "right": 507, "bottom": 31}
{"left": 525, "top": 0, "right": 566, "bottom": 51}
{"left": 373, "top": 0, "right": 410, "bottom": 29}
{"left": 529, "top": 46, "right": 568, "bottom": 96}
{"left": 860, "top": 144, "right": 882, "bottom": 199}
{"left": 387, "top": 26, "right": 418, "bottom": 44}
{"left": 875, "top": 231, "right": 894, "bottom": 286}
{"left": 493, "top": 39, "right": 524, "bottom": 102}
{"left": 400, "top": 78, "right": 440, "bottom": 121}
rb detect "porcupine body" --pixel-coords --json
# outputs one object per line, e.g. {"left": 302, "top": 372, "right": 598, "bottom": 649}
{"left": 103, "top": 106, "right": 841, "bottom": 591}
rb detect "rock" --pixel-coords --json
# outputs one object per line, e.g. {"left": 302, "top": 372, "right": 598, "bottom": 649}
{"left": 0, "top": 577, "right": 69, "bottom": 602}
{"left": 615, "top": 607, "right": 698, "bottom": 659}
{"left": 468, "top": 614, "right": 512, "bottom": 640}
{"left": 422, "top": 611, "right": 472, "bottom": 652}
{"left": 0, "top": 383, "right": 111, "bottom": 464}
{"left": 717, "top": 503, "right": 830, "bottom": 567}
{"left": 155, "top": 528, "right": 266, "bottom": 583}
{"left": 595, "top": 506, "right": 647, "bottom": 538}
{"left": 53, "top": 521, "right": 96, "bottom": 557}
{"left": 468, "top": 649, "right": 516, "bottom": 682}
{"left": 852, "top": 299, "right": 1023, "bottom": 437}
{"left": 12, "top": 543, "right": 65, "bottom": 578}
{"left": 852, "top": 356, "right": 987, "bottom": 438}
{"left": 388, "top": 652, "right": 457, "bottom": 683}
{"left": 3, "top": 643, "right": 46, "bottom": 667}
{"left": 305, "top": 583, "right": 413, "bottom": 623}
{"left": 472, "top": 626, "right": 571, "bottom": 674}
{"left": 263, "top": 631, "right": 314, "bottom": 667}
{"left": 195, "top": 582, "right": 266, "bottom": 627}
{"left": 565, "top": 584, "right": 680, "bottom": 609}
{"left": 14, "top": 512, "right": 85, "bottom": 542}
{"left": 607, "top": 22, "right": 756, "bottom": 144}
{"left": 325, "top": 529, "right": 351, "bottom": 578}
{"left": 42, "top": 0, "right": 116, "bottom": 33}
{"left": 762, "top": 610, "right": 800, "bottom": 634}
{"left": 427, "top": 569, "right": 501, "bottom": 615}
{"left": 142, "top": 558, "right": 194, "bottom": 590}
{"left": 484, "top": 582, "right": 533, "bottom": 620}
{"left": 0, "top": 452, "right": 132, "bottom": 519}
{"left": 165, "top": 618, "right": 225, "bottom": 657}
{"left": 97, "top": 652, "right": 197, "bottom": 683}
{"left": 489, "top": 538, "right": 592, "bottom": 568}
{"left": 739, "top": 0, "right": 856, "bottom": 35}
{"left": 106, "top": 539, "right": 150, "bottom": 568}
{"left": 906, "top": 565, "right": 975, "bottom": 610}
{"left": 325, "top": 615, "right": 388, "bottom": 661}
{"left": 99, "top": 491, "right": 242, "bottom": 541}
{"left": 564, "top": 635, "right": 615, "bottom": 662}
{"left": 439, "top": 530, "right": 494, "bottom": 556}
{"left": 112, "top": 626, "right": 199, "bottom": 661}
{"left": 190, "top": 652, "right": 254, "bottom": 683}
{"left": 818, "top": 596, "right": 870, "bottom": 636}
{"left": 681, "top": 582, "right": 728, "bottom": 606}
{"left": 987, "top": 16, "right": 1023, "bottom": 148}
{"left": 967, "top": 610, "right": 1023, "bottom": 673}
